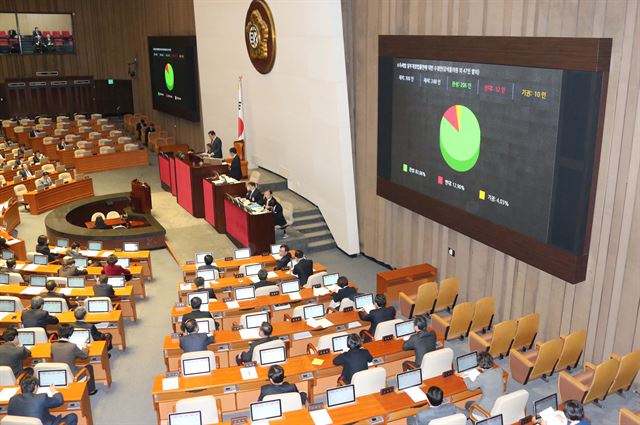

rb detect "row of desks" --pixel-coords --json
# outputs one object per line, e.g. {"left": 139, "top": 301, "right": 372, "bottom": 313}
{"left": 24, "top": 178, "right": 95, "bottom": 215}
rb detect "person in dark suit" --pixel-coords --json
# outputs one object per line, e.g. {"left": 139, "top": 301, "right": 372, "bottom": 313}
{"left": 36, "top": 235, "right": 57, "bottom": 263}
{"left": 237, "top": 322, "right": 277, "bottom": 365}
{"left": 228, "top": 147, "right": 242, "bottom": 180}
{"left": 331, "top": 276, "right": 356, "bottom": 309}
{"left": 18, "top": 163, "right": 34, "bottom": 179}
{"left": 408, "top": 386, "right": 463, "bottom": 425}
{"left": 73, "top": 307, "right": 112, "bottom": 351}
{"left": 402, "top": 315, "right": 437, "bottom": 368}
{"left": 44, "top": 280, "right": 77, "bottom": 309}
{"left": 179, "top": 319, "right": 215, "bottom": 353}
{"left": 274, "top": 244, "right": 292, "bottom": 271}
{"left": 135, "top": 119, "right": 146, "bottom": 141}
{"left": 22, "top": 296, "right": 59, "bottom": 329}
{"left": 0, "top": 328, "right": 31, "bottom": 377}
{"left": 94, "top": 216, "right": 109, "bottom": 229}
{"left": 32, "top": 27, "right": 42, "bottom": 38}
{"left": 58, "top": 258, "right": 87, "bottom": 277}
{"left": 197, "top": 254, "right": 221, "bottom": 274}
{"left": 263, "top": 190, "right": 287, "bottom": 227}
{"left": 144, "top": 122, "right": 156, "bottom": 146}
{"left": 258, "top": 365, "right": 307, "bottom": 404}
{"left": 31, "top": 151, "right": 46, "bottom": 164}
{"left": 253, "top": 269, "right": 273, "bottom": 291}
{"left": 93, "top": 275, "right": 115, "bottom": 298}
{"left": 359, "top": 294, "right": 396, "bottom": 339}
{"left": 180, "top": 297, "right": 214, "bottom": 332}
{"left": 8, "top": 375, "right": 78, "bottom": 425}
{"left": 332, "top": 334, "right": 373, "bottom": 384}
{"left": 292, "top": 250, "right": 313, "bottom": 285}
{"left": 207, "top": 130, "right": 223, "bottom": 158}
{"left": 52, "top": 325, "right": 97, "bottom": 395}
{"left": 245, "top": 182, "right": 264, "bottom": 204}
{"left": 57, "top": 139, "right": 69, "bottom": 150}
{"left": 192, "top": 276, "right": 217, "bottom": 300}
{"left": 464, "top": 352, "right": 504, "bottom": 412}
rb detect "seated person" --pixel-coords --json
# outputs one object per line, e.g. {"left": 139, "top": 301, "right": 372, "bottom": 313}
{"left": 180, "top": 297, "right": 214, "bottom": 332}
{"left": 197, "top": 254, "right": 220, "bottom": 273}
{"left": 0, "top": 328, "right": 31, "bottom": 377}
{"left": 18, "top": 163, "right": 34, "bottom": 179}
{"left": 179, "top": 319, "right": 214, "bottom": 353}
{"left": 292, "top": 250, "right": 313, "bottom": 285}
{"left": 408, "top": 386, "right": 463, "bottom": 425}
{"left": 236, "top": 322, "right": 277, "bottom": 365}
{"left": 102, "top": 254, "right": 131, "bottom": 280}
{"left": 273, "top": 244, "right": 292, "bottom": 270}
{"left": 44, "top": 280, "right": 77, "bottom": 309}
{"left": 333, "top": 333, "right": 373, "bottom": 384}
{"left": 58, "top": 258, "right": 88, "bottom": 277}
{"left": 331, "top": 275, "right": 356, "bottom": 309}
{"left": 253, "top": 269, "right": 272, "bottom": 290}
{"left": 66, "top": 242, "right": 83, "bottom": 258}
{"left": 192, "top": 276, "right": 217, "bottom": 300}
{"left": 93, "top": 274, "right": 115, "bottom": 298}
{"left": 94, "top": 216, "right": 109, "bottom": 229}
{"left": 402, "top": 315, "right": 437, "bottom": 369}
{"left": 8, "top": 375, "right": 78, "bottom": 425}
{"left": 0, "top": 258, "right": 19, "bottom": 274}
{"left": 51, "top": 324, "right": 97, "bottom": 396}
{"left": 57, "top": 139, "right": 69, "bottom": 150}
{"left": 73, "top": 307, "right": 113, "bottom": 351}
{"left": 245, "top": 181, "right": 264, "bottom": 204}
{"left": 259, "top": 364, "right": 307, "bottom": 404}
{"left": 36, "top": 234, "right": 57, "bottom": 263}
{"left": 31, "top": 151, "right": 46, "bottom": 164}
{"left": 22, "top": 296, "right": 59, "bottom": 329}
{"left": 37, "top": 171, "right": 54, "bottom": 188}
{"left": 464, "top": 351, "right": 504, "bottom": 412}
{"left": 358, "top": 294, "right": 396, "bottom": 339}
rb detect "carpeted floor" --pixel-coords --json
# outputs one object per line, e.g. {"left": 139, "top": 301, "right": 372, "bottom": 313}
{"left": 13, "top": 153, "right": 639, "bottom": 424}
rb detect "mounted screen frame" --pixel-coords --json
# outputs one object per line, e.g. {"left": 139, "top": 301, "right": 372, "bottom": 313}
{"left": 377, "top": 36, "right": 611, "bottom": 284}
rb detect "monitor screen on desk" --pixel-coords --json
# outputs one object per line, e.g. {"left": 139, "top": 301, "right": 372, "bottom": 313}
{"left": 69, "top": 329, "right": 91, "bottom": 346}
{"left": 195, "top": 319, "right": 211, "bottom": 333}
{"left": 270, "top": 244, "right": 280, "bottom": 255}
{"left": 0, "top": 299, "right": 15, "bottom": 312}
{"left": 0, "top": 273, "right": 8, "bottom": 284}
{"left": 87, "top": 299, "right": 110, "bottom": 313}
{"left": 331, "top": 335, "right": 349, "bottom": 353}
{"left": 33, "top": 254, "right": 48, "bottom": 265}
{"left": 182, "top": 356, "right": 211, "bottom": 376}
{"left": 245, "top": 312, "right": 269, "bottom": 329}
{"left": 303, "top": 304, "right": 325, "bottom": 320}
{"left": 30, "top": 275, "right": 47, "bottom": 287}
{"left": 477, "top": 415, "right": 503, "bottom": 425}
{"left": 234, "top": 286, "right": 255, "bottom": 301}
{"left": 116, "top": 258, "right": 130, "bottom": 268}
{"left": 1, "top": 250, "right": 14, "bottom": 260}
{"left": 42, "top": 300, "right": 63, "bottom": 314}
{"left": 195, "top": 252, "right": 212, "bottom": 265}
{"left": 17, "top": 330, "right": 35, "bottom": 346}
{"left": 259, "top": 346, "right": 286, "bottom": 366}
{"left": 187, "top": 291, "right": 209, "bottom": 306}
{"left": 280, "top": 280, "right": 300, "bottom": 294}
{"left": 234, "top": 248, "right": 251, "bottom": 260}
{"left": 456, "top": 352, "right": 478, "bottom": 373}
{"left": 75, "top": 257, "right": 88, "bottom": 268}
{"left": 169, "top": 411, "right": 202, "bottom": 425}
{"left": 327, "top": 385, "right": 356, "bottom": 408}
{"left": 88, "top": 240, "right": 102, "bottom": 251}
{"left": 250, "top": 400, "right": 282, "bottom": 422}
{"left": 67, "top": 276, "right": 85, "bottom": 288}
{"left": 196, "top": 269, "right": 216, "bottom": 281}
{"left": 355, "top": 294, "right": 374, "bottom": 310}
{"left": 395, "top": 320, "right": 416, "bottom": 338}
{"left": 397, "top": 368, "right": 422, "bottom": 391}
{"left": 534, "top": 394, "right": 558, "bottom": 419}
{"left": 322, "top": 273, "right": 339, "bottom": 287}
{"left": 244, "top": 263, "right": 262, "bottom": 277}
{"left": 38, "top": 370, "right": 68, "bottom": 387}
{"left": 56, "top": 238, "right": 69, "bottom": 248}
{"left": 123, "top": 242, "right": 139, "bottom": 252}
{"left": 107, "top": 276, "right": 125, "bottom": 288}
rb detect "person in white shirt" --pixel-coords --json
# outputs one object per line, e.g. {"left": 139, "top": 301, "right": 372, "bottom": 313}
{"left": 37, "top": 172, "right": 54, "bottom": 188}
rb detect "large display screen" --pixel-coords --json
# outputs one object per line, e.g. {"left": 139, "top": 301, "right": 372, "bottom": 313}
{"left": 148, "top": 36, "right": 200, "bottom": 121}
{"left": 377, "top": 36, "right": 611, "bottom": 283}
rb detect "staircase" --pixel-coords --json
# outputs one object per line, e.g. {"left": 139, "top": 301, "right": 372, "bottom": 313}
{"left": 251, "top": 167, "right": 336, "bottom": 253}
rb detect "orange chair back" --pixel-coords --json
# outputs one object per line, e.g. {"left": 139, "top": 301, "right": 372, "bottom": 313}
{"left": 608, "top": 351, "right": 640, "bottom": 394}
{"left": 583, "top": 358, "right": 618, "bottom": 404}
{"left": 530, "top": 337, "right": 563, "bottom": 380}
{"left": 447, "top": 302, "right": 474, "bottom": 340}
{"left": 470, "top": 296, "right": 495, "bottom": 333}
{"left": 488, "top": 319, "right": 517, "bottom": 358}
{"left": 555, "top": 330, "right": 587, "bottom": 371}
{"left": 434, "top": 277, "right": 459, "bottom": 312}
{"left": 414, "top": 281, "right": 438, "bottom": 316}
{"left": 513, "top": 313, "right": 539, "bottom": 351}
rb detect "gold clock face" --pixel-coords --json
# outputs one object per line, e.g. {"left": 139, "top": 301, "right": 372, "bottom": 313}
{"left": 245, "top": 0, "right": 276, "bottom": 74}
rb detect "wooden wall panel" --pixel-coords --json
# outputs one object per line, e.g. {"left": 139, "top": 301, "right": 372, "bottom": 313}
{"left": 345, "top": 0, "right": 640, "bottom": 363}
{"left": 0, "top": 0, "right": 202, "bottom": 148}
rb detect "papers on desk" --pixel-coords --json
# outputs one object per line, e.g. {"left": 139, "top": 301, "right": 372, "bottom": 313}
{"left": 292, "top": 331, "right": 312, "bottom": 340}
{"left": 288, "top": 292, "right": 302, "bottom": 301}
{"left": 306, "top": 317, "right": 333, "bottom": 329}
{"left": 267, "top": 271, "right": 278, "bottom": 278}
{"left": 21, "top": 286, "right": 44, "bottom": 295}
{"left": 101, "top": 251, "right": 114, "bottom": 257}
{"left": 226, "top": 301, "right": 240, "bottom": 309}
{"left": 23, "top": 264, "right": 39, "bottom": 271}
{"left": 13, "top": 263, "right": 25, "bottom": 270}
{"left": 313, "top": 287, "right": 331, "bottom": 297}
{"left": 361, "top": 303, "right": 375, "bottom": 314}
{"left": 310, "top": 409, "right": 333, "bottom": 425}
{"left": 459, "top": 368, "right": 481, "bottom": 382}
{"left": 50, "top": 247, "right": 66, "bottom": 254}
{"left": 6, "top": 239, "right": 21, "bottom": 246}
{"left": 0, "top": 387, "right": 19, "bottom": 402}
{"left": 162, "top": 377, "right": 180, "bottom": 391}
{"left": 239, "top": 328, "right": 261, "bottom": 340}
{"left": 347, "top": 321, "right": 362, "bottom": 329}
{"left": 539, "top": 408, "right": 567, "bottom": 425}
{"left": 272, "top": 254, "right": 281, "bottom": 260}
{"left": 36, "top": 387, "right": 57, "bottom": 397}
{"left": 404, "top": 386, "right": 428, "bottom": 403}
{"left": 248, "top": 276, "right": 260, "bottom": 284}
{"left": 180, "top": 283, "right": 192, "bottom": 291}
{"left": 95, "top": 322, "right": 110, "bottom": 329}
{"left": 0, "top": 312, "right": 11, "bottom": 321}
{"left": 59, "top": 288, "right": 73, "bottom": 295}
{"left": 240, "top": 366, "right": 258, "bottom": 380}
{"left": 79, "top": 250, "right": 99, "bottom": 257}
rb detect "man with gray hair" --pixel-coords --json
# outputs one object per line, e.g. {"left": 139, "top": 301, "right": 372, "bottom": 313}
{"left": 21, "top": 296, "right": 59, "bottom": 329}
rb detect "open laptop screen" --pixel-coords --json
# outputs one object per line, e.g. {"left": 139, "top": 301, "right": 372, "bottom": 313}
{"left": 327, "top": 385, "right": 356, "bottom": 408}
{"left": 534, "top": 394, "right": 558, "bottom": 419}
{"left": 234, "top": 248, "right": 251, "bottom": 260}
{"left": 397, "top": 368, "right": 422, "bottom": 391}
{"left": 38, "top": 369, "right": 68, "bottom": 387}
{"left": 245, "top": 312, "right": 269, "bottom": 329}
{"left": 456, "top": 352, "right": 478, "bottom": 373}
{"left": 250, "top": 400, "right": 282, "bottom": 422}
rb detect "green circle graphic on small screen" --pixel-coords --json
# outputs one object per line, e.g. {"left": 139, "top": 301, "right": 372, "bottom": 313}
{"left": 164, "top": 63, "right": 174, "bottom": 91}
{"left": 439, "top": 105, "right": 481, "bottom": 172}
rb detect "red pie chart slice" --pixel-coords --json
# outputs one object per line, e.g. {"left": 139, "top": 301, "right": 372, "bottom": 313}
{"left": 443, "top": 105, "right": 460, "bottom": 131}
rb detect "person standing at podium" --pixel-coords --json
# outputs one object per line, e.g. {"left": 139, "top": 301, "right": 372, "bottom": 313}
{"left": 207, "top": 130, "right": 223, "bottom": 158}
{"left": 228, "top": 147, "right": 242, "bottom": 180}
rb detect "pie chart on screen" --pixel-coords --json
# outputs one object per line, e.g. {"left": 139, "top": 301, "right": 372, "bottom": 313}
{"left": 439, "top": 105, "right": 481, "bottom": 172}
{"left": 164, "top": 63, "right": 175, "bottom": 91}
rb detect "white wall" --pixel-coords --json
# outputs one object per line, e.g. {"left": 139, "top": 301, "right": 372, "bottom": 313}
{"left": 194, "top": 0, "right": 359, "bottom": 254}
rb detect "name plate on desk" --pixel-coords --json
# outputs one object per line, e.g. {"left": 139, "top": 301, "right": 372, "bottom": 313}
{"left": 442, "top": 369, "right": 454, "bottom": 377}
{"left": 343, "top": 306, "right": 354, "bottom": 312}
{"left": 186, "top": 261, "right": 195, "bottom": 265}
{"left": 234, "top": 273, "right": 244, "bottom": 278}
{"left": 225, "top": 257, "right": 233, "bottom": 261}
{"left": 520, "top": 416, "right": 533, "bottom": 425}
{"left": 291, "top": 316, "right": 302, "bottom": 322}
{"left": 175, "top": 302, "right": 185, "bottom": 308}
{"left": 318, "top": 348, "right": 331, "bottom": 356}
{"left": 269, "top": 291, "right": 279, "bottom": 296}
{"left": 382, "top": 334, "right": 394, "bottom": 341}
{"left": 243, "top": 361, "right": 257, "bottom": 368}
{"left": 308, "top": 403, "right": 324, "bottom": 412}
{"left": 231, "top": 416, "right": 248, "bottom": 425}
{"left": 380, "top": 386, "right": 394, "bottom": 395}
{"left": 165, "top": 371, "right": 179, "bottom": 378}
{"left": 232, "top": 325, "right": 243, "bottom": 331}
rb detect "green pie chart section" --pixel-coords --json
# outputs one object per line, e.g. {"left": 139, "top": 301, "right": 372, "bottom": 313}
{"left": 439, "top": 105, "right": 481, "bottom": 172}
{"left": 164, "top": 63, "right": 174, "bottom": 91}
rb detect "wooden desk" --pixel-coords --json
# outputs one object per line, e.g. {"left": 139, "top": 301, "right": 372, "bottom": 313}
{"left": 0, "top": 310, "right": 126, "bottom": 351}
{"left": 84, "top": 217, "right": 147, "bottom": 229}
{"left": 224, "top": 198, "right": 275, "bottom": 254}
{"left": 181, "top": 254, "right": 282, "bottom": 277}
{"left": 376, "top": 263, "right": 438, "bottom": 301}
{"left": 203, "top": 178, "right": 246, "bottom": 233}
{"left": 23, "top": 178, "right": 95, "bottom": 215}
{"left": 174, "top": 159, "right": 227, "bottom": 218}
{"left": 0, "top": 230, "right": 26, "bottom": 260}
{"left": 0, "top": 200, "right": 20, "bottom": 233}
{"left": 71, "top": 149, "right": 148, "bottom": 173}
{"left": 0, "top": 171, "right": 62, "bottom": 204}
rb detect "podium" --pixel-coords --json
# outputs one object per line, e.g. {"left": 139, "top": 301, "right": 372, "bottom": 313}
{"left": 223, "top": 196, "right": 275, "bottom": 254}
{"left": 202, "top": 178, "right": 246, "bottom": 233}
{"left": 131, "top": 179, "right": 152, "bottom": 213}
{"left": 174, "top": 158, "right": 228, "bottom": 218}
